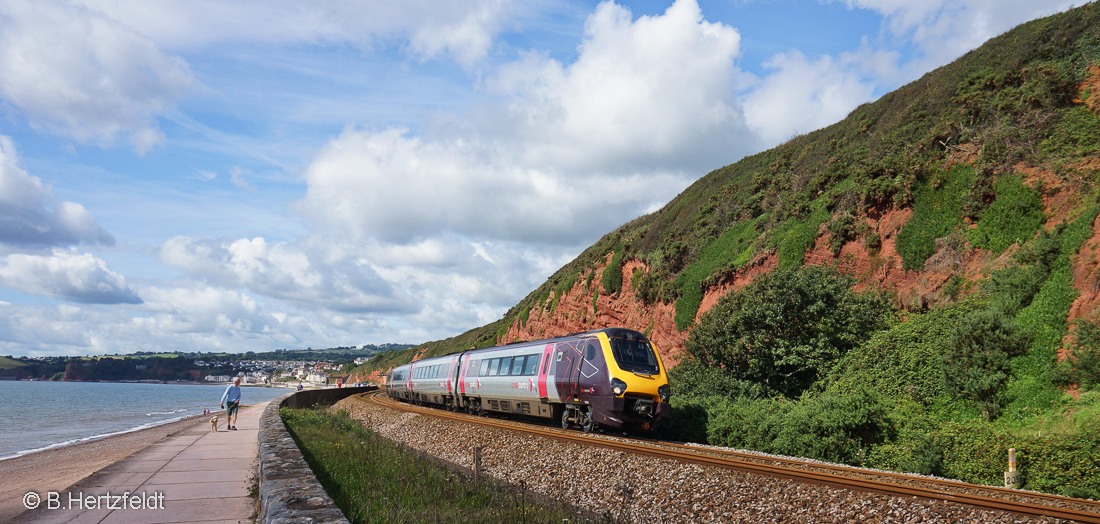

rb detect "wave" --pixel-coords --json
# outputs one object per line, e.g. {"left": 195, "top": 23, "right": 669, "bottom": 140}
{"left": 0, "top": 413, "right": 193, "bottom": 462}
{"left": 145, "top": 408, "right": 189, "bottom": 416}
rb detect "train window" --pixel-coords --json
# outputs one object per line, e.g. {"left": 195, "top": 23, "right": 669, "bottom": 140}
{"left": 541, "top": 353, "right": 551, "bottom": 374}
{"left": 586, "top": 343, "right": 596, "bottom": 361}
{"left": 609, "top": 333, "right": 660, "bottom": 375}
{"left": 479, "top": 360, "right": 489, "bottom": 377}
{"left": 488, "top": 359, "right": 500, "bottom": 376}
{"left": 524, "top": 355, "right": 539, "bottom": 375}
{"left": 499, "top": 357, "right": 513, "bottom": 376}
{"left": 510, "top": 356, "right": 525, "bottom": 375}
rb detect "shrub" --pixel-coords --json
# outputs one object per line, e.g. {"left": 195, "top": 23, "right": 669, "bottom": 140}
{"left": 706, "top": 396, "right": 791, "bottom": 454}
{"left": 1053, "top": 318, "right": 1100, "bottom": 391}
{"left": 672, "top": 219, "right": 758, "bottom": 330}
{"left": 706, "top": 389, "right": 893, "bottom": 466}
{"left": 942, "top": 310, "right": 1029, "bottom": 418}
{"left": 773, "top": 389, "right": 894, "bottom": 466}
{"left": 600, "top": 245, "right": 625, "bottom": 296}
{"left": 667, "top": 358, "right": 778, "bottom": 403}
{"left": 685, "top": 265, "right": 893, "bottom": 398}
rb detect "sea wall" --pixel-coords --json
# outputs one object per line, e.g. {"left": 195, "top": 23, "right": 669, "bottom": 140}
{"left": 257, "top": 386, "right": 375, "bottom": 524}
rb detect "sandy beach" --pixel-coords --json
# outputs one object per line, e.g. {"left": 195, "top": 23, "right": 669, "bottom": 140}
{"left": 0, "top": 414, "right": 207, "bottom": 521}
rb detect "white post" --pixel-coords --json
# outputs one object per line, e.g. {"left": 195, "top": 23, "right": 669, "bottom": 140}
{"left": 1004, "top": 448, "right": 1020, "bottom": 489}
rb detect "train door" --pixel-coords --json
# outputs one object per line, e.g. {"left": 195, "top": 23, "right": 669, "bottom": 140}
{"left": 555, "top": 340, "right": 589, "bottom": 401}
{"left": 554, "top": 345, "right": 577, "bottom": 400}
{"left": 537, "top": 343, "right": 554, "bottom": 398}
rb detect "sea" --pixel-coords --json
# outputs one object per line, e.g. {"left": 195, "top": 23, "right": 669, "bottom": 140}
{"left": 0, "top": 381, "right": 293, "bottom": 460}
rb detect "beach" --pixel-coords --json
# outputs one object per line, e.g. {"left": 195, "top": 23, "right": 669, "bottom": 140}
{"left": 0, "top": 414, "right": 206, "bottom": 521}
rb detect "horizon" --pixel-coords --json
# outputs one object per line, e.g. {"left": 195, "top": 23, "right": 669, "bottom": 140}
{"left": 0, "top": 0, "right": 1078, "bottom": 357}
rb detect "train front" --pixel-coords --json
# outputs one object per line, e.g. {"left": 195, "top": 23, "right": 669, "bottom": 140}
{"left": 591, "top": 328, "right": 671, "bottom": 432}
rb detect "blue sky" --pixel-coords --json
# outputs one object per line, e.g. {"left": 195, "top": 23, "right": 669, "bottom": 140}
{"left": 0, "top": 0, "right": 1077, "bottom": 356}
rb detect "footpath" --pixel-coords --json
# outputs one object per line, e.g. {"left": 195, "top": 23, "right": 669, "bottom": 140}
{"left": 16, "top": 402, "right": 271, "bottom": 524}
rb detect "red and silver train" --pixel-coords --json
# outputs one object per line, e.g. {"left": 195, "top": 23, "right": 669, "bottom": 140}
{"left": 385, "top": 328, "right": 671, "bottom": 433}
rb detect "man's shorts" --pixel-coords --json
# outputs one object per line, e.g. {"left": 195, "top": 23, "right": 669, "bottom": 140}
{"left": 226, "top": 400, "right": 240, "bottom": 416}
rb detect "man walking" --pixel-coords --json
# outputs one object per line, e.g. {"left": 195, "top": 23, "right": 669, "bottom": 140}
{"left": 220, "top": 376, "right": 242, "bottom": 430}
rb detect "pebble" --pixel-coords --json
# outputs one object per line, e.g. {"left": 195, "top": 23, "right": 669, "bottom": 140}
{"left": 334, "top": 397, "right": 1068, "bottom": 524}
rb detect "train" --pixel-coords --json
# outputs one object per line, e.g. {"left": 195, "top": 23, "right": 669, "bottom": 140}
{"left": 385, "top": 327, "right": 671, "bottom": 433}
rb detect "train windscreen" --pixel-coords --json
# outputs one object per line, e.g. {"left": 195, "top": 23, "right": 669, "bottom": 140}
{"left": 608, "top": 333, "right": 660, "bottom": 375}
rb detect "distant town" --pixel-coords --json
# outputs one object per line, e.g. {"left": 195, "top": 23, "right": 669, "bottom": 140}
{"left": 0, "top": 344, "right": 414, "bottom": 385}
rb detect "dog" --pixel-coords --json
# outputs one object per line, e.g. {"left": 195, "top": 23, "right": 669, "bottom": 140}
{"left": 210, "top": 416, "right": 219, "bottom": 432}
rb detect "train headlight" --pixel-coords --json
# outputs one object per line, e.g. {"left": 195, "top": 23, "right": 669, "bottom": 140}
{"left": 611, "top": 378, "right": 627, "bottom": 396}
{"left": 658, "top": 384, "right": 670, "bottom": 402}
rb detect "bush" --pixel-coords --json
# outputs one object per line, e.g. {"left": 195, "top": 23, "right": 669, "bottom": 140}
{"left": 1053, "top": 318, "right": 1100, "bottom": 391}
{"left": 667, "top": 358, "right": 778, "bottom": 403}
{"left": 706, "top": 389, "right": 893, "bottom": 466}
{"left": 942, "top": 310, "right": 1028, "bottom": 418}
{"left": 685, "top": 265, "right": 894, "bottom": 398}
{"left": 774, "top": 389, "right": 894, "bottom": 466}
{"left": 706, "top": 396, "right": 791, "bottom": 454}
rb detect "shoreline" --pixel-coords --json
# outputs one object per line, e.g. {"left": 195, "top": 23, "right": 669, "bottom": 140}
{"left": 0, "top": 413, "right": 207, "bottom": 521}
{"left": 0, "top": 378, "right": 296, "bottom": 387}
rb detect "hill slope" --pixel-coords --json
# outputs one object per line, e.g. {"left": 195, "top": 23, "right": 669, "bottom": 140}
{"left": 350, "top": 3, "right": 1100, "bottom": 497}
{"left": 356, "top": 2, "right": 1100, "bottom": 372}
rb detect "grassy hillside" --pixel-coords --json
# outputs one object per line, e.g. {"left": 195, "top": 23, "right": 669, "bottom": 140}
{"left": 360, "top": 2, "right": 1100, "bottom": 363}
{"left": 352, "top": 3, "right": 1100, "bottom": 497}
{"left": 0, "top": 356, "right": 26, "bottom": 370}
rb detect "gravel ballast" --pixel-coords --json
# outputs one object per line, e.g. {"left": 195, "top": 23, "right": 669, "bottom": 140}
{"left": 335, "top": 396, "right": 1070, "bottom": 524}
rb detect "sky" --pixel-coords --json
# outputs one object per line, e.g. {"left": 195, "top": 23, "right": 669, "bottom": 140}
{"left": 0, "top": 0, "right": 1078, "bottom": 357}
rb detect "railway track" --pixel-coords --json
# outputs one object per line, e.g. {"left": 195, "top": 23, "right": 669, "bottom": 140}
{"left": 360, "top": 391, "right": 1100, "bottom": 523}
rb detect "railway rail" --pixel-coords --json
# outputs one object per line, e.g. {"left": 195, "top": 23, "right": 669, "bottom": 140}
{"left": 360, "top": 390, "right": 1100, "bottom": 523}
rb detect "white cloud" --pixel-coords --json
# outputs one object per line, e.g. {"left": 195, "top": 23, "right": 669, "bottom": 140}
{"left": 0, "top": 287, "right": 305, "bottom": 356}
{"left": 158, "top": 236, "right": 417, "bottom": 314}
{"left": 298, "top": 0, "right": 752, "bottom": 248}
{"left": 742, "top": 50, "right": 878, "bottom": 146}
{"left": 0, "top": 0, "right": 192, "bottom": 152}
{"left": 0, "top": 248, "right": 142, "bottom": 304}
{"left": 229, "top": 167, "right": 255, "bottom": 191}
{"left": 488, "top": 0, "right": 756, "bottom": 172}
{"left": 835, "top": 0, "right": 1078, "bottom": 78}
{"left": 0, "top": 136, "right": 114, "bottom": 247}
{"left": 74, "top": 0, "right": 512, "bottom": 67}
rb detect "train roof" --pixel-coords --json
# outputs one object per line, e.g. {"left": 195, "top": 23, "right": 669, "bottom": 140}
{"left": 387, "top": 327, "right": 647, "bottom": 373}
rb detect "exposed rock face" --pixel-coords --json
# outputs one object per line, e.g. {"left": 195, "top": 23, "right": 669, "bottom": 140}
{"left": 499, "top": 159, "right": 1100, "bottom": 366}
{"left": 503, "top": 258, "right": 688, "bottom": 368}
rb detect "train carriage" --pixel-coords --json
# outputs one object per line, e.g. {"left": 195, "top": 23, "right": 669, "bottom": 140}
{"left": 403, "top": 354, "right": 461, "bottom": 408}
{"left": 387, "top": 327, "right": 670, "bottom": 433}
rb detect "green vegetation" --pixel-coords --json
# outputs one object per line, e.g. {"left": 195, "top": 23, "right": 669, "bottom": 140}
{"left": 666, "top": 261, "right": 1100, "bottom": 497}
{"left": 895, "top": 166, "right": 971, "bottom": 270}
{"left": 346, "top": 4, "right": 1100, "bottom": 500}
{"left": 0, "top": 344, "right": 411, "bottom": 381}
{"left": 968, "top": 173, "right": 1046, "bottom": 254}
{"left": 683, "top": 265, "right": 893, "bottom": 398}
{"left": 281, "top": 408, "right": 590, "bottom": 523}
{"left": 673, "top": 218, "right": 758, "bottom": 330}
{"left": 0, "top": 356, "right": 27, "bottom": 370}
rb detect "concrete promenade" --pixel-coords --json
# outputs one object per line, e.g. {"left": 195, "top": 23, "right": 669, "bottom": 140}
{"left": 17, "top": 402, "right": 271, "bottom": 524}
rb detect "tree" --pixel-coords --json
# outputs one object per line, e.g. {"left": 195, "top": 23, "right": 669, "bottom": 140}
{"left": 684, "top": 265, "right": 894, "bottom": 398}
{"left": 941, "top": 309, "right": 1027, "bottom": 418}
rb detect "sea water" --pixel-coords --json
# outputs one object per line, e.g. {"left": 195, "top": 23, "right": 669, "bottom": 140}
{"left": 0, "top": 381, "right": 292, "bottom": 459}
